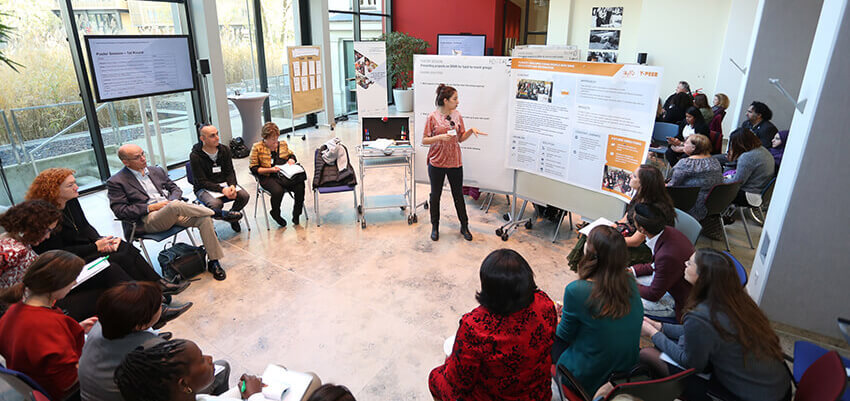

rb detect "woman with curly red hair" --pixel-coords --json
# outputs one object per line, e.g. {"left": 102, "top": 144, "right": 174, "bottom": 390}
{"left": 25, "top": 168, "right": 187, "bottom": 296}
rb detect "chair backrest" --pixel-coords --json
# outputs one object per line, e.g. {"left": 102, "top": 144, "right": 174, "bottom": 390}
{"left": 761, "top": 177, "right": 777, "bottom": 203}
{"left": 554, "top": 364, "right": 591, "bottom": 401}
{"left": 667, "top": 186, "right": 701, "bottom": 212}
{"left": 674, "top": 208, "right": 701, "bottom": 245}
{"left": 0, "top": 366, "right": 51, "bottom": 401}
{"left": 603, "top": 368, "right": 695, "bottom": 401}
{"left": 703, "top": 182, "right": 743, "bottom": 216}
{"left": 185, "top": 161, "right": 195, "bottom": 186}
{"left": 722, "top": 251, "right": 748, "bottom": 286}
{"left": 708, "top": 130, "right": 723, "bottom": 154}
{"left": 794, "top": 350, "right": 847, "bottom": 401}
{"left": 652, "top": 122, "right": 679, "bottom": 143}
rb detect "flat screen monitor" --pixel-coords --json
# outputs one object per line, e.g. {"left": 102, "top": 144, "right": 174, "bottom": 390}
{"left": 84, "top": 35, "right": 196, "bottom": 102}
{"left": 362, "top": 117, "right": 410, "bottom": 141}
{"left": 437, "top": 34, "right": 486, "bottom": 56}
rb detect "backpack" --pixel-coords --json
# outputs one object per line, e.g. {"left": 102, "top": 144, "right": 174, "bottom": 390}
{"left": 158, "top": 243, "right": 207, "bottom": 283}
{"left": 230, "top": 137, "right": 250, "bottom": 159}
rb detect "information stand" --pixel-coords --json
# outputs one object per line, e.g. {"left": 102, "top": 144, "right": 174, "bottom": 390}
{"left": 286, "top": 46, "right": 327, "bottom": 140}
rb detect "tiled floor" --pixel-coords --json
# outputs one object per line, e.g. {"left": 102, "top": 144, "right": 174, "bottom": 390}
{"left": 77, "top": 119, "right": 847, "bottom": 399}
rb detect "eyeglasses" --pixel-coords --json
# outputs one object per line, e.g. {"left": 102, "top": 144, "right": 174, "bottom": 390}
{"left": 126, "top": 151, "right": 145, "bottom": 161}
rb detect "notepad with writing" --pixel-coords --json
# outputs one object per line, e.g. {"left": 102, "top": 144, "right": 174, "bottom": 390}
{"left": 260, "top": 364, "right": 314, "bottom": 401}
{"left": 73, "top": 257, "right": 110, "bottom": 288}
{"left": 578, "top": 217, "right": 615, "bottom": 236}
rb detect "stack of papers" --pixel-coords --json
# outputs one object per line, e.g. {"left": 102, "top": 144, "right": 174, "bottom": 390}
{"left": 364, "top": 138, "right": 395, "bottom": 150}
{"left": 260, "top": 364, "right": 314, "bottom": 401}
{"left": 578, "top": 217, "right": 615, "bottom": 236}
{"left": 279, "top": 164, "right": 305, "bottom": 179}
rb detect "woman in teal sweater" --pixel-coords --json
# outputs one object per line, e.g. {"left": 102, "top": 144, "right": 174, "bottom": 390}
{"left": 555, "top": 225, "right": 644, "bottom": 394}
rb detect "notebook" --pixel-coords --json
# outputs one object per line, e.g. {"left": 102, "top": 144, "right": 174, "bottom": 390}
{"left": 261, "top": 364, "right": 314, "bottom": 401}
{"left": 73, "top": 256, "right": 110, "bottom": 289}
{"left": 578, "top": 217, "right": 615, "bottom": 236}
{"left": 279, "top": 164, "right": 305, "bottom": 179}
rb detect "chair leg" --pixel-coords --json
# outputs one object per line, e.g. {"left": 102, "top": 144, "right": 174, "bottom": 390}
{"left": 261, "top": 191, "right": 270, "bottom": 230}
{"left": 314, "top": 189, "right": 321, "bottom": 227}
{"left": 720, "top": 216, "right": 731, "bottom": 252}
{"left": 353, "top": 188, "right": 359, "bottom": 223}
{"left": 739, "top": 207, "right": 754, "bottom": 249}
{"left": 243, "top": 213, "right": 251, "bottom": 232}
{"left": 138, "top": 240, "right": 153, "bottom": 266}
{"left": 253, "top": 189, "right": 260, "bottom": 218}
{"left": 186, "top": 229, "right": 198, "bottom": 247}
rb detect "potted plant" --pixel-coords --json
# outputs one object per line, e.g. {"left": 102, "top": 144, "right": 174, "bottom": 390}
{"left": 380, "top": 31, "right": 429, "bottom": 112}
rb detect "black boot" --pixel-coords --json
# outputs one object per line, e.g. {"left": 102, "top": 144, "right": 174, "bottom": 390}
{"left": 270, "top": 210, "right": 287, "bottom": 227}
{"left": 431, "top": 224, "right": 439, "bottom": 241}
{"left": 460, "top": 224, "right": 473, "bottom": 241}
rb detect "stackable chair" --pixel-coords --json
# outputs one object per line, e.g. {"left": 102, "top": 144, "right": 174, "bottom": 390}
{"left": 674, "top": 208, "right": 702, "bottom": 245}
{"left": 312, "top": 147, "right": 359, "bottom": 227}
{"left": 252, "top": 174, "right": 309, "bottom": 230}
{"left": 700, "top": 181, "right": 743, "bottom": 251}
{"left": 648, "top": 122, "right": 680, "bottom": 173}
{"left": 553, "top": 363, "right": 694, "bottom": 401}
{"left": 721, "top": 251, "right": 748, "bottom": 286}
{"left": 667, "top": 186, "right": 701, "bottom": 213}
{"left": 185, "top": 162, "right": 250, "bottom": 232}
{"left": 121, "top": 219, "right": 197, "bottom": 266}
{"left": 783, "top": 341, "right": 850, "bottom": 401}
{"left": 0, "top": 366, "right": 51, "bottom": 401}
{"left": 745, "top": 176, "right": 777, "bottom": 226}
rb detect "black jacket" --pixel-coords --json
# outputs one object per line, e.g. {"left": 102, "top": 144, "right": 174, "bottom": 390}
{"left": 189, "top": 143, "right": 238, "bottom": 193}
{"left": 33, "top": 198, "right": 100, "bottom": 258}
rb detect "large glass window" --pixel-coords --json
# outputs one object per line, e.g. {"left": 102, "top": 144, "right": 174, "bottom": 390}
{"left": 217, "top": 0, "right": 260, "bottom": 138}
{"left": 0, "top": 0, "right": 101, "bottom": 205}
{"left": 260, "top": 0, "right": 305, "bottom": 130}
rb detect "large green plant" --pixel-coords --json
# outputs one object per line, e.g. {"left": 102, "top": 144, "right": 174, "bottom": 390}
{"left": 379, "top": 31, "right": 429, "bottom": 90}
{"left": 0, "top": 11, "right": 22, "bottom": 72}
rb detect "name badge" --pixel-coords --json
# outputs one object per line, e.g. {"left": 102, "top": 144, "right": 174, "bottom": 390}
{"left": 447, "top": 129, "right": 457, "bottom": 137}
{"left": 212, "top": 166, "right": 222, "bottom": 173}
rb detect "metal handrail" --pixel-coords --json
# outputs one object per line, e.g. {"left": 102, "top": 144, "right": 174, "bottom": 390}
{"left": 27, "top": 103, "right": 110, "bottom": 157}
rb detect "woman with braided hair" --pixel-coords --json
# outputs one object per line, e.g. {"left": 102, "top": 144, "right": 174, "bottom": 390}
{"left": 115, "top": 339, "right": 259, "bottom": 401}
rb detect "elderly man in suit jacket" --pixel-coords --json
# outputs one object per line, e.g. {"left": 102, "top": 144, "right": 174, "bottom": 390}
{"left": 107, "top": 144, "right": 226, "bottom": 281}
{"left": 629, "top": 203, "right": 694, "bottom": 320}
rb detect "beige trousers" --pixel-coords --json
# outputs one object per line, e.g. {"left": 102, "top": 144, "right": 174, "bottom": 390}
{"left": 141, "top": 200, "right": 224, "bottom": 260}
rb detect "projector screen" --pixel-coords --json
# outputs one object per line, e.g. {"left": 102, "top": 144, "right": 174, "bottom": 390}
{"left": 85, "top": 35, "right": 196, "bottom": 102}
{"left": 437, "top": 34, "right": 486, "bottom": 56}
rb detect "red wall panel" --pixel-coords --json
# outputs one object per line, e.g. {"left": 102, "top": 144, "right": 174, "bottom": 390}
{"left": 392, "top": 0, "right": 502, "bottom": 55}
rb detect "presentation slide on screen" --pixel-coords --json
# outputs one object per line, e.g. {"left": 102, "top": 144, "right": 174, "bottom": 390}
{"left": 413, "top": 55, "right": 513, "bottom": 193}
{"left": 437, "top": 35, "right": 486, "bottom": 56}
{"left": 505, "top": 59, "right": 662, "bottom": 201}
{"left": 353, "top": 41, "right": 389, "bottom": 119}
{"left": 87, "top": 36, "right": 194, "bottom": 101}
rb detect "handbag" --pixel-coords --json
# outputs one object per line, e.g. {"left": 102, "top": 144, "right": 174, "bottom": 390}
{"left": 158, "top": 242, "right": 207, "bottom": 283}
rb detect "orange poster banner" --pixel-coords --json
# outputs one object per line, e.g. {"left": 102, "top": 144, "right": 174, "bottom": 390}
{"left": 601, "top": 135, "right": 646, "bottom": 199}
{"left": 511, "top": 58, "right": 623, "bottom": 77}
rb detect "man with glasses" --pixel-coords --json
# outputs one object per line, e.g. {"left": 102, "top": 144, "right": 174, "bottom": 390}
{"left": 107, "top": 144, "right": 227, "bottom": 281}
{"left": 190, "top": 124, "right": 249, "bottom": 233}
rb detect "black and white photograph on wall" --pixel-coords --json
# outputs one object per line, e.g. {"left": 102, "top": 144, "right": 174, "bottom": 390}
{"left": 592, "top": 7, "right": 623, "bottom": 28}
{"left": 587, "top": 51, "right": 618, "bottom": 63}
{"left": 516, "top": 79, "right": 554, "bottom": 103}
{"left": 589, "top": 30, "right": 620, "bottom": 50}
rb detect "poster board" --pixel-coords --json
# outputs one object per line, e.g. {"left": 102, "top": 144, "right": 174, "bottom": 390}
{"left": 353, "top": 41, "right": 389, "bottom": 119}
{"left": 512, "top": 45, "right": 581, "bottom": 61}
{"left": 287, "top": 46, "right": 324, "bottom": 117}
{"left": 413, "top": 55, "right": 513, "bottom": 194}
{"left": 506, "top": 59, "right": 662, "bottom": 202}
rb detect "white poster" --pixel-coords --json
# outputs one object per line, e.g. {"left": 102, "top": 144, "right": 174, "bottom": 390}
{"left": 413, "top": 55, "right": 513, "bottom": 193}
{"left": 505, "top": 59, "right": 662, "bottom": 201}
{"left": 353, "top": 41, "right": 389, "bottom": 119}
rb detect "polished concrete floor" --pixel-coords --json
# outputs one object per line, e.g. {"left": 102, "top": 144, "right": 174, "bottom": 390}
{"left": 77, "top": 119, "right": 847, "bottom": 399}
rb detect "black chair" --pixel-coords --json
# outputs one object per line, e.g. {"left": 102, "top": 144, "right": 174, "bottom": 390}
{"left": 184, "top": 162, "right": 250, "bottom": 232}
{"left": 121, "top": 219, "right": 197, "bottom": 266}
{"left": 601, "top": 368, "right": 695, "bottom": 401}
{"left": 252, "top": 173, "right": 309, "bottom": 230}
{"left": 666, "top": 186, "right": 701, "bottom": 212}
{"left": 701, "top": 182, "right": 743, "bottom": 251}
{"left": 746, "top": 176, "right": 777, "bottom": 225}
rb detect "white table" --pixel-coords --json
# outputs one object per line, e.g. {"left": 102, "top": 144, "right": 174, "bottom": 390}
{"left": 227, "top": 92, "right": 269, "bottom": 146}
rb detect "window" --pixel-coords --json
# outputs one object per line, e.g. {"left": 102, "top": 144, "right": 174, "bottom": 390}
{"left": 260, "top": 0, "right": 305, "bottom": 130}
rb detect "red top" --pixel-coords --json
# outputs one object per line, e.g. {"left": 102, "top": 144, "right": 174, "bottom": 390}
{"left": 423, "top": 109, "right": 466, "bottom": 168}
{"left": 0, "top": 236, "right": 38, "bottom": 289}
{"left": 0, "top": 303, "right": 85, "bottom": 400}
{"left": 429, "top": 290, "right": 557, "bottom": 401}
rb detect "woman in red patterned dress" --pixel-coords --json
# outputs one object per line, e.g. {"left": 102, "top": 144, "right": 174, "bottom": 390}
{"left": 429, "top": 249, "right": 557, "bottom": 400}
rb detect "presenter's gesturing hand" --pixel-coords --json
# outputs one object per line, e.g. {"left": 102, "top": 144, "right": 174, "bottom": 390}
{"left": 459, "top": 127, "right": 488, "bottom": 142}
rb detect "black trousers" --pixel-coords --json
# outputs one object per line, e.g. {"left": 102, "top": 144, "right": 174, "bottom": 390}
{"left": 428, "top": 164, "right": 468, "bottom": 226}
{"left": 259, "top": 174, "right": 306, "bottom": 217}
{"left": 665, "top": 146, "right": 687, "bottom": 167}
{"left": 84, "top": 240, "right": 160, "bottom": 282}
{"left": 58, "top": 263, "right": 133, "bottom": 321}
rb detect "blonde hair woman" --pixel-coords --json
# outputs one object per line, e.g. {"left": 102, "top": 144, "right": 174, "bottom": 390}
{"left": 248, "top": 122, "right": 306, "bottom": 227}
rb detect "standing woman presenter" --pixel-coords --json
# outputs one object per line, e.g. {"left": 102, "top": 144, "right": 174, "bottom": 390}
{"left": 422, "top": 84, "right": 487, "bottom": 242}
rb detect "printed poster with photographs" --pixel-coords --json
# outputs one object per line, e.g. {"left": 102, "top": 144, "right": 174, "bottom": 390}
{"left": 588, "top": 7, "right": 623, "bottom": 63}
{"left": 353, "top": 41, "right": 389, "bottom": 119}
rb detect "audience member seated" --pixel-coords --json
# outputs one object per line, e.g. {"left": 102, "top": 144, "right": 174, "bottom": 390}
{"left": 655, "top": 98, "right": 664, "bottom": 122}
{"left": 712, "top": 93, "right": 730, "bottom": 117}
{"left": 114, "top": 339, "right": 245, "bottom": 401}
{"left": 190, "top": 124, "right": 250, "bottom": 233}
{"left": 630, "top": 204, "right": 694, "bottom": 320}
{"left": 0, "top": 250, "right": 97, "bottom": 400}
{"left": 26, "top": 168, "right": 188, "bottom": 296}
{"left": 665, "top": 107, "right": 710, "bottom": 166}
{"left": 741, "top": 101, "right": 779, "bottom": 148}
{"left": 662, "top": 92, "right": 693, "bottom": 125}
{"left": 80, "top": 281, "right": 199, "bottom": 401}
{"left": 723, "top": 128, "right": 775, "bottom": 210}
{"left": 568, "top": 164, "right": 675, "bottom": 270}
{"left": 107, "top": 144, "right": 227, "bottom": 281}
{"left": 429, "top": 249, "right": 556, "bottom": 401}
{"left": 639, "top": 249, "right": 792, "bottom": 401}
{"left": 693, "top": 93, "right": 714, "bottom": 124}
{"left": 0, "top": 201, "right": 135, "bottom": 320}
{"left": 306, "top": 384, "right": 356, "bottom": 401}
{"left": 667, "top": 134, "right": 723, "bottom": 221}
{"left": 769, "top": 130, "right": 789, "bottom": 173}
{"left": 249, "top": 122, "right": 307, "bottom": 227}
{"left": 662, "top": 81, "right": 692, "bottom": 114}
{"left": 555, "top": 226, "right": 643, "bottom": 395}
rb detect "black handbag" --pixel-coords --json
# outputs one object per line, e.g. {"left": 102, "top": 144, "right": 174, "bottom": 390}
{"left": 230, "top": 137, "right": 250, "bottom": 159}
{"left": 158, "top": 242, "right": 207, "bottom": 283}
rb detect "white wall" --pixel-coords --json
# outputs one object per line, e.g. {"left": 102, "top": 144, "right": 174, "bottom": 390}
{"left": 546, "top": 0, "right": 572, "bottom": 45}
{"left": 713, "top": 0, "right": 759, "bottom": 136}
{"left": 566, "top": 0, "right": 642, "bottom": 63}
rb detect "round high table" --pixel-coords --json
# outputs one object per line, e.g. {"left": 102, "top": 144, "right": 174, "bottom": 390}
{"left": 227, "top": 92, "right": 269, "bottom": 145}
